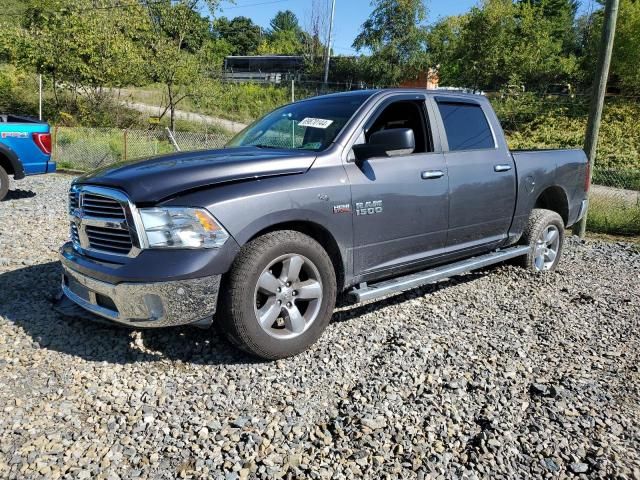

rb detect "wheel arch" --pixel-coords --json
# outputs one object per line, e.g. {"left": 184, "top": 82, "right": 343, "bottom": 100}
{"left": 247, "top": 221, "right": 346, "bottom": 292}
{"left": 0, "top": 144, "right": 25, "bottom": 179}
{"left": 534, "top": 186, "right": 569, "bottom": 226}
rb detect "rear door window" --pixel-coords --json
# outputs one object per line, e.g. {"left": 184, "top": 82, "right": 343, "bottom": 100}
{"left": 437, "top": 102, "right": 495, "bottom": 151}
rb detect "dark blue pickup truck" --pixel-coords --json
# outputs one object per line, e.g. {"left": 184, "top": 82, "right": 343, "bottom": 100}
{"left": 0, "top": 114, "right": 56, "bottom": 200}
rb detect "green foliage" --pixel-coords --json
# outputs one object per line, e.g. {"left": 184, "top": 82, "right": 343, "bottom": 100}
{"left": 199, "top": 39, "right": 234, "bottom": 72}
{"left": 213, "top": 16, "right": 262, "bottom": 56}
{"left": 258, "top": 30, "right": 303, "bottom": 55}
{"left": 493, "top": 93, "right": 640, "bottom": 176}
{"left": 610, "top": 0, "right": 640, "bottom": 93}
{"left": 428, "top": 0, "right": 578, "bottom": 91}
{"left": 587, "top": 195, "right": 640, "bottom": 236}
{"left": 257, "top": 10, "right": 304, "bottom": 55}
{"left": 270, "top": 10, "right": 301, "bottom": 34}
{"left": 0, "top": 65, "right": 39, "bottom": 115}
{"left": 147, "top": 0, "right": 211, "bottom": 53}
{"left": 190, "top": 80, "right": 289, "bottom": 123}
{"left": 12, "top": 0, "right": 150, "bottom": 88}
{"left": 353, "top": 0, "right": 429, "bottom": 85}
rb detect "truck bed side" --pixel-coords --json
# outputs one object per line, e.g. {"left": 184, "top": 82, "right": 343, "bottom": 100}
{"left": 510, "top": 149, "right": 588, "bottom": 238}
{"left": 0, "top": 121, "right": 53, "bottom": 176}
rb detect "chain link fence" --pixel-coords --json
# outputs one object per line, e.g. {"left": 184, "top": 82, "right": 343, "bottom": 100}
{"left": 53, "top": 127, "right": 233, "bottom": 171}
{"left": 490, "top": 92, "right": 640, "bottom": 235}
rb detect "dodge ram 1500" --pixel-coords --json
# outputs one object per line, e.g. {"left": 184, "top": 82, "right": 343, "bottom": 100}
{"left": 59, "top": 89, "right": 588, "bottom": 359}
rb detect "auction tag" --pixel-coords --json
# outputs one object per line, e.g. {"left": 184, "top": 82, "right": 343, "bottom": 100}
{"left": 298, "top": 117, "right": 334, "bottom": 129}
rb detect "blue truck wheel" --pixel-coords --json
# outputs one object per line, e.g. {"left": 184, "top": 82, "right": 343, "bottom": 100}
{"left": 0, "top": 165, "right": 9, "bottom": 201}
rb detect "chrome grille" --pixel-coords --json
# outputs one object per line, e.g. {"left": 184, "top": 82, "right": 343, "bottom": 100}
{"left": 68, "top": 185, "right": 138, "bottom": 257}
{"left": 70, "top": 223, "right": 80, "bottom": 247}
{"left": 82, "top": 193, "right": 126, "bottom": 220}
{"left": 85, "top": 225, "right": 133, "bottom": 254}
{"left": 68, "top": 189, "right": 79, "bottom": 214}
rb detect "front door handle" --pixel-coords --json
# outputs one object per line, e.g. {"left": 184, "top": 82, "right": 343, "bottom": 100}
{"left": 421, "top": 170, "right": 444, "bottom": 180}
{"left": 494, "top": 164, "right": 512, "bottom": 172}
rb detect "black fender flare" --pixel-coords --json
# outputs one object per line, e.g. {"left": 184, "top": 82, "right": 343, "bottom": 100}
{"left": 0, "top": 143, "right": 25, "bottom": 179}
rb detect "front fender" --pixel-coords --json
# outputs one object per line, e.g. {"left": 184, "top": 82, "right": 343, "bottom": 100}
{"left": 162, "top": 167, "right": 354, "bottom": 283}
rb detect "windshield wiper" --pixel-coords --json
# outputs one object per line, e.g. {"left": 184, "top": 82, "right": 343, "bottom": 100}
{"left": 252, "top": 144, "right": 284, "bottom": 149}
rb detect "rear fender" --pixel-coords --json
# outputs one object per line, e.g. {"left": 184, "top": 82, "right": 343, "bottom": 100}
{"left": 0, "top": 144, "right": 25, "bottom": 179}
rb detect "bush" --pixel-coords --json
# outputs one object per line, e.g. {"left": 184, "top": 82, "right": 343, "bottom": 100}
{"left": 494, "top": 93, "right": 640, "bottom": 174}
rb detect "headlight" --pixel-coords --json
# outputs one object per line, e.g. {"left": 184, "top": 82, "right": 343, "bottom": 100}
{"left": 139, "top": 207, "right": 229, "bottom": 249}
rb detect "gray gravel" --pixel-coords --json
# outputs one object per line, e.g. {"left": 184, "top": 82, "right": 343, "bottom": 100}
{"left": 1, "top": 174, "right": 639, "bottom": 479}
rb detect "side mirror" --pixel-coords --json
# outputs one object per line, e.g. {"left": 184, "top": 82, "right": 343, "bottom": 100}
{"left": 351, "top": 128, "right": 415, "bottom": 162}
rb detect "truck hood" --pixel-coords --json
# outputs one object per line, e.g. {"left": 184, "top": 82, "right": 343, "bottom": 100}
{"left": 75, "top": 147, "right": 317, "bottom": 203}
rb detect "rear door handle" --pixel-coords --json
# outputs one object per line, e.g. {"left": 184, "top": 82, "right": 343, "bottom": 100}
{"left": 421, "top": 170, "right": 444, "bottom": 180}
{"left": 494, "top": 164, "right": 512, "bottom": 172}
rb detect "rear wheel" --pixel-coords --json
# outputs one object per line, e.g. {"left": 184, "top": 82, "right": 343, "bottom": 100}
{"left": 219, "top": 230, "right": 337, "bottom": 359}
{"left": 0, "top": 166, "right": 9, "bottom": 201}
{"left": 518, "top": 208, "right": 565, "bottom": 272}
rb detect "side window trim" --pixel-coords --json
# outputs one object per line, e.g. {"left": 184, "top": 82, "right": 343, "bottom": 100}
{"left": 342, "top": 93, "right": 444, "bottom": 163}
{"left": 361, "top": 98, "right": 433, "bottom": 155}
{"left": 434, "top": 98, "right": 498, "bottom": 152}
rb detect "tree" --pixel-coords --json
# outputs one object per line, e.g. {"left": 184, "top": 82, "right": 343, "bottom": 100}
{"left": 213, "top": 16, "right": 262, "bottom": 56}
{"left": 590, "top": 0, "right": 640, "bottom": 94}
{"left": 518, "top": 0, "right": 579, "bottom": 54}
{"left": 352, "top": 0, "right": 429, "bottom": 86}
{"left": 301, "top": 0, "right": 331, "bottom": 76}
{"left": 270, "top": 10, "right": 301, "bottom": 34}
{"left": 11, "top": 0, "right": 150, "bottom": 105}
{"left": 145, "top": 0, "right": 217, "bottom": 131}
{"left": 427, "top": 0, "right": 578, "bottom": 91}
{"left": 257, "top": 30, "right": 303, "bottom": 55}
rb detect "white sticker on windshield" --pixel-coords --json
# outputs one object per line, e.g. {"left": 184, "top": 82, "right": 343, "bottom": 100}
{"left": 298, "top": 117, "right": 334, "bottom": 129}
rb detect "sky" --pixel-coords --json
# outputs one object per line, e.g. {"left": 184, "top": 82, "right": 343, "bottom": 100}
{"left": 216, "top": 0, "right": 599, "bottom": 56}
{"left": 216, "top": 0, "right": 479, "bottom": 55}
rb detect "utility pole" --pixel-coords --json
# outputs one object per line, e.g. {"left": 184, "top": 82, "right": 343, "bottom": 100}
{"left": 573, "top": 0, "right": 619, "bottom": 237}
{"left": 323, "top": 0, "right": 336, "bottom": 87}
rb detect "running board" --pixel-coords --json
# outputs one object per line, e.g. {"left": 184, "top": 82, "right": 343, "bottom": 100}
{"left": 348, "top": 245, "right": 531, "bottom": 303}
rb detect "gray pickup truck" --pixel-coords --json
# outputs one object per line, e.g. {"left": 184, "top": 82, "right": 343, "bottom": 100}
{"left": 59, "top": 89, "right": 589, "bottom": 359}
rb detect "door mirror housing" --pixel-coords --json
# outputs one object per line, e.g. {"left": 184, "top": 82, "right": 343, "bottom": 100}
{"left": 351, "top": 128, "right": 416, "bottom": 162}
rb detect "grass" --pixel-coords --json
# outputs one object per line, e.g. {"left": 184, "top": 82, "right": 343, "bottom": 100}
{"left": 122, "top": 81, "right": 290, "bottom": 124}
{"left": 586, "top": 194, "right": 640, "bottom": 236}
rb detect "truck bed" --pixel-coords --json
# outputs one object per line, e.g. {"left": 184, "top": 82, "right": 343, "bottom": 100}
{"left": 510, "top": 148, "right": 588, "bottom": 235}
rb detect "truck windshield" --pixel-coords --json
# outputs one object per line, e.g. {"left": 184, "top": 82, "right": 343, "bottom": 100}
{"left": 227, "top": 95, "right": 369, "bottom": 152}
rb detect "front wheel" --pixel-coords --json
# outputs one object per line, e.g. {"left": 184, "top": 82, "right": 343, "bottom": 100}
{"left": 219, "top": 230, "right": 337, "bottom": 359}
{"left": 0, "top": 166, "right": 9, "bottom": 201}
{"left": 518, "top": 208, "right": 565, "bottom": 272}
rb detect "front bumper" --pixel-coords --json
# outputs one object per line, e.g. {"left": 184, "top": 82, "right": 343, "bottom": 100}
{"left": 61, "top": 263, "right": 221, "bottom": 328}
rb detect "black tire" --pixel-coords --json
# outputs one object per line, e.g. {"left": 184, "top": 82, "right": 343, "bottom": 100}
{"left": 0, "top": 165, "right": 9, "bottom": 201}
{"left": 219, "top": 230, "right": 337, "bottom": 359}
{"left": 518, "top": 208, "right": 565, "bottom": 272}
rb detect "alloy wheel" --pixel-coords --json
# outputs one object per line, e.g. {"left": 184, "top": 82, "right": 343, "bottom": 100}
{"left": 253, "top": 254, "right": 323, "bottom": 339}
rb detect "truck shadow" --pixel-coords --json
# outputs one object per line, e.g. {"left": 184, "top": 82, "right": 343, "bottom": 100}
{"left": 0, "top": 261, "right": 486, "bottom": 365}
{"left": 2, "top": 189, "right": 36, "bottom": 201}
{"left": 0, "top": 261, "right": 255, "bottom": 366}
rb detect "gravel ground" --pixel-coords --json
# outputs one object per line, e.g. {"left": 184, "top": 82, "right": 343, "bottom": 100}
{"left": 1, "top": 174, "right": 639, "bottom": 480}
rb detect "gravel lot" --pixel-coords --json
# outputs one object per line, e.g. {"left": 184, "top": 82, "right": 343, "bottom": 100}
{"left": 1, "top": 174, "right": 639, "bottom": 479}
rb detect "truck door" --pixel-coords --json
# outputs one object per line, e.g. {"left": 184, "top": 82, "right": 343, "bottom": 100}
{"left": 432, "top": 97, "right": 516, "bottom": 252}
{"left": 343, "top": 96, "right": 449, "bottom": 278}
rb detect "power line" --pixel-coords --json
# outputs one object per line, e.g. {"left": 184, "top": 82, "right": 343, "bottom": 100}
{"left": 221, "top": 0, "right": 297, "bottom": 10}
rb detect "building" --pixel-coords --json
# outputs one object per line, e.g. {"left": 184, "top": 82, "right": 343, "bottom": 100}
{"left": 223, "top": 55, "right": 306, "bottom": 84}
{"left": 399, "top": 68, "right": 440, "bottom": 90}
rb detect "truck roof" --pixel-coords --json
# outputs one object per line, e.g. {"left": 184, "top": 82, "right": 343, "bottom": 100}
{"left": 296, "top": 88, "right": 486, "bottom": 104}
